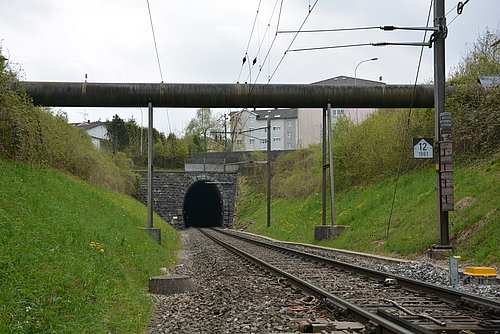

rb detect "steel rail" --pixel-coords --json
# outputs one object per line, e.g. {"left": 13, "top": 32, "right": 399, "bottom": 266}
{"left": 216, "top": 229, "right": 500, "bottom": 317}
{"left": 198, "top": 228, "right": 416, "bottom": 334}
{"left": 16, "top": 81, "right": 454, "bottom": 108}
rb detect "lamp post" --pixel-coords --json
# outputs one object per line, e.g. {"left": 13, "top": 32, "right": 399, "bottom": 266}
{"left": 354, "top": 57, "right": 378, "bottom": 123}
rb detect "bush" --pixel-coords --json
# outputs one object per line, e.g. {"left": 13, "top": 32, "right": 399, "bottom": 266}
{"left": 0, "top": 49, "right": 136, "bottom": 194}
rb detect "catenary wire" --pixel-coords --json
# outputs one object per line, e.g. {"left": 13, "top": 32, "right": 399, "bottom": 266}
{"left": 238, "top": 0, "right": 263, "bottom": 83}
{"left": 233, "top": 0, "right": 284, "bottom": 146}
{"left": 278, "top": 26, "right": 380, "bottom": 34}
{"left": 386, "top": 0, "right": 434, "bottom": 238}
{"left": 251, "top": 0, "right": 319, "bottom": 93}
{"left": 244, "top": 0, "right": 282, "bottom": 84}
{"left": 146, "top": 0, "right": 174, "bottom": 134}
{"left": 146, "top": 0, "right": 164, "bottom": 82}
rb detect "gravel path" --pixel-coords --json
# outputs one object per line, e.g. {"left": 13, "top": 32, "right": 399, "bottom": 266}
{"left": 147, "top": 229, "right": 342, "bottom": 334}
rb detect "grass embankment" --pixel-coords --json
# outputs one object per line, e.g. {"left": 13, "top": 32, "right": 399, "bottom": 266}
{"left": 0, "top": 159, "right": 181, "bottom": 333}
{"left": 237, "top": 158, "right": 499, "bottom": 265}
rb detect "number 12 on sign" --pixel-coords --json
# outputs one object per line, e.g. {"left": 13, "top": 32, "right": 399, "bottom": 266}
{"left": 413, "top": 138, "right": 433, "bottom": 159}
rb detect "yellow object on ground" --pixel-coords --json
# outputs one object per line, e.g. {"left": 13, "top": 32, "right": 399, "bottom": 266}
{"left": 464, "top": 266, "right": 497, "bottom": 277}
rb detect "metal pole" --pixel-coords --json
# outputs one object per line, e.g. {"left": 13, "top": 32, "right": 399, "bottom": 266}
{"left": 434, "top": 0, "right": 451, "bottom": 246}
{"left": 147, "top": 101, "right": 154, "bottom": 228}
{"left": 267, "top": 116, "right": 271, "bottom": 228}
{"left": 322, "top": 107, "right": 327, "bottom": 226}
{"left": 139, "top": 107, "right": 143, "bottom": 157}
{"left": 327, "top": 103, "right": 337, "bottom": 226}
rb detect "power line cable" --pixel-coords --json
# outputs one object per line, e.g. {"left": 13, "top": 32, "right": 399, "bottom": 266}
{"left": 386, "top": 0, "right": 434, "bottom": 239}
{"left": 278, "top": 26, "right": 380, "bottom": 34}
{"left": 445, "top": 0, "right": 471, "bottom": 26}
{"left": 238, "top": 0, "right": 263, "bottom": 82}
{"left": 146, "top": 0, "right": 173, "bottom": 134}
{"left": 146, "top": 0, "right": 164, "bottom": 82}
{"left": 245, "top": 0, "right": 282, "bottom": 84}
{"left": 252, "top": 0, "right": 319, "bottom": 91}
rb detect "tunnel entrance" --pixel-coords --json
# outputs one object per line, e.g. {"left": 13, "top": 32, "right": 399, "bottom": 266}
{"left": 183, "top": 181, "right": 223, "bottom": 228}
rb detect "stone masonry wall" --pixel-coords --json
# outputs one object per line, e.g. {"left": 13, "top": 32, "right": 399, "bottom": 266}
{"left": 134, "top": 171, "right": 238, "bottom": 229}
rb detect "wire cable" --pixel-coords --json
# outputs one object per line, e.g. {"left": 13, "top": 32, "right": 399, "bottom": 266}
{"left": 244, "top": 0, "right": 282, "bottom": 84}
{"left": 146, "top": 0, "right": 164, "bottom": 82}
{"left": 278, "top": 26, "right": 380, "bottom": 34}
{"left": 445, "top": 0, "right": 471, "bottom": 26}
{"left": 238, "top": 0, "right": 263, "bottom": 83}
{"left": 252, "top": 0, "right": 319, "bottom": 91}
{"left": 386, "top": 0, "right": 434, "bottom": 239}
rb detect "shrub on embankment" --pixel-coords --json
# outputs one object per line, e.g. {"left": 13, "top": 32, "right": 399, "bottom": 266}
{"left": 0, "top": 159, "right": 180, "bottom": 333}
{"left": 0, "top": 50, "right": 136, "bottom": 194}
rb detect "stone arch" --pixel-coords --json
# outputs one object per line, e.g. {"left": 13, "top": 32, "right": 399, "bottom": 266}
{"left": 134, "top": 171, "right": 237, "bottom": 229}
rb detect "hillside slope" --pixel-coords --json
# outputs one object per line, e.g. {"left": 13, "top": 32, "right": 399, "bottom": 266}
{"left": 0, "top": 159, "right": 180, "bottom": 333}
{"left": 237, "top": 157, "right": 499, "bottom": 265}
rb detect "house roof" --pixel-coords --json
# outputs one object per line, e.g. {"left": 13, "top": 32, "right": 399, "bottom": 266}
{"left": 255, "top": 108, "right": 298, "bottom": 120}
{"left": 478, "top": 75, "right": 499, "bottom": 87}
{"left": 73, "top": 121, "right": 106, "bottom": 130}
{"left": 312, "top": 75, "right": 385, "bottom": 86}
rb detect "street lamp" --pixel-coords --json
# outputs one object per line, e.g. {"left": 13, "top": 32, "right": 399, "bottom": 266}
{"left": 354, "top": 57, "right": 378, "bottom": 123}
{"left": 354, "top": 57, "right": 378, "bottom": 84}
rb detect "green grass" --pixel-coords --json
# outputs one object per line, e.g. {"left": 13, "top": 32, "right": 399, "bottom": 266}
{"left": 0, "top": 159, "right": 181, "bottom": 333}
{"left": 237, "top": 158, "right": 499, "bottom": 265}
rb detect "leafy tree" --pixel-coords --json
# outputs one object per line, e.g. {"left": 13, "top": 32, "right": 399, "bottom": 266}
{"left": 185, "top": 108, "right": 223, "bottom": 151}
{"left": 449, "top": 28, "right": 500, "bottom": 85}
{"left": 446, "top": 29, "right": 500, "bottom": 161}
{"left": 106, "top": 114, "right": 129, "bottom": 153}
{"left": 164, "top": 133, "right": 188, "bottom": 169}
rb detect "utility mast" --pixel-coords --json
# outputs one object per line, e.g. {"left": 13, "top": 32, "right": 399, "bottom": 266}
{"left": 430, "top": 0, "right": 454, "bottom": 259}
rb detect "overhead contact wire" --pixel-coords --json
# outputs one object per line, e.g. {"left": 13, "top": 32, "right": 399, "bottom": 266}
{"left": 386, "top": 0, "right": 434, "bottom": 238}
{"left": 238, "top": 0, "right": 263, "bottom": 83}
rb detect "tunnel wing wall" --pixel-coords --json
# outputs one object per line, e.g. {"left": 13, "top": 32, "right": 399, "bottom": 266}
{"left": 134, "top": 171, "right": 237, "bottom": 229}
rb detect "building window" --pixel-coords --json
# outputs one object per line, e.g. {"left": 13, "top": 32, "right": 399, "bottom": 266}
{"left": 287, "top": 131, "right": 293, "bottom": 139}
{"left": 260, "top": 128, "right": 267, "bottom": 133}
{"left": 260, "top": 139, "right": 267, "bottom": 144}
{"left": 249, "top": 139, "right": 255, "bottom": 144}
{"left": 287, "top": 120, "right": 293, "bottom": 126}
{"left": 273, "top": 126, "right": 281, "bottom": 131}
{"left": 273, "top": 137, "right": 281, "bottom": 142}
{"left": 249, "top": 116, "right": 256, "bottom": 122}
{"left": 287, "top": 143, "right": 293, "bottom": 149}
{"left": 333, "top": 109, "right": 345, "bottom": 116}
{"left": 236, "top": 139, "right": 242, "bottom": 145}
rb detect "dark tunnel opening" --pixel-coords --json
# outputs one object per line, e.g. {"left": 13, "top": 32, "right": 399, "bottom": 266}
{"left": 183, "top": 181, "right": 223, "bottom": 228}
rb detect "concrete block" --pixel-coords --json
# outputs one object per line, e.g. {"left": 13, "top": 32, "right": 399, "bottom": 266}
{"left": 428, "top": 245, "right": 453, "bottom": 260}
{"left": 140, "top": 227, "right": 162, "bottom": 244}
{"left": 314, "top": 225, "right": 350, "bottom": 241}
{"left": 149, "top": 274, "right": 195, "bottom": 295}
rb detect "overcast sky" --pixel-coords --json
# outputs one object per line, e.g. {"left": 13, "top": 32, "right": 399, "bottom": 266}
{"left": 1, "top": 0, "right": 498, "bottom": 135}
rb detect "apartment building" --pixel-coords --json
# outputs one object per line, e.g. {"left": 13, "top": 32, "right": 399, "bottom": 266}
{"left": 231, "top": 76, "right": 385, "bottom": 151}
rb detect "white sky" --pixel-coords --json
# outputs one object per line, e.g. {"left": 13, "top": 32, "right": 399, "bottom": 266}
{"left": 0, "top": 0, "right": 498, "bottom": 135}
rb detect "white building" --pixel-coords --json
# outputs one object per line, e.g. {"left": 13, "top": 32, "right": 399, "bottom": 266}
{"left": 231, "top": 76, "right": 385, "bottom": 151}
{"left": 230, "top": 109, "right": 298, "bottom": 151}
{"left": 73, "top": 121, "right": 109, "bottom": 151}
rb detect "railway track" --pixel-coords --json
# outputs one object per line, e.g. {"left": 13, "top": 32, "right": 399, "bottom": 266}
{"left": 199, "top": 228, "right": 500, "bottom": 334}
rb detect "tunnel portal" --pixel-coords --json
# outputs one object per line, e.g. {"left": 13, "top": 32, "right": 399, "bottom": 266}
{"left": 183, "top": 181, "right": 223, "bottom": 228}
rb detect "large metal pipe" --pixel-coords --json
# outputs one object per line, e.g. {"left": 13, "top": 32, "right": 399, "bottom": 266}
{"left": 20, "top": 81, "right": 440, "bottom": 108}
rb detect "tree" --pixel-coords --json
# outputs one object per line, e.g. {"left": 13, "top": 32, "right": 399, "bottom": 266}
{"left": 449, "top": 29, "right": 500, "bottom": 85}
{"left": 164, "top": 133, "right": 188, "bottom": 169}
{"left": 106, "top": 115, "right": 129, "bottom": 153}
{"left": 185, "top": 108, "right": 223, "bottom": 151}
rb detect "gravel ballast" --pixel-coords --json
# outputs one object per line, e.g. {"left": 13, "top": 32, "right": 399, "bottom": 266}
{"left": 147, "top": 229, "right": 341, "bottom": 333}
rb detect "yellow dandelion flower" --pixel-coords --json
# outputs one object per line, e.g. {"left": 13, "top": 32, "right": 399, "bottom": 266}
{"left": 100, "top": 249, "right": 105, "bottom": 252}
